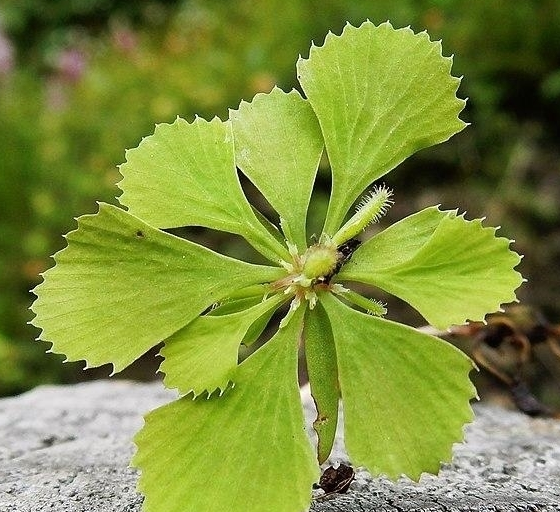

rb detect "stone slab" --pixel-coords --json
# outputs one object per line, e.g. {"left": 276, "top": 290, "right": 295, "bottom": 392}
{"left": 1, "top": 381, "right": 559, "bottom": 511}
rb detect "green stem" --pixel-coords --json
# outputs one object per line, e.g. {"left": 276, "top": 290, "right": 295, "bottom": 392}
{"left": 333, "top": 288, "right": 387, "bottom": 316}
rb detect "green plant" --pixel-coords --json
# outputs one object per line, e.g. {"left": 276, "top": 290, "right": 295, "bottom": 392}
{"left": 31, "top": 21, "right": 522, "bottom": 512}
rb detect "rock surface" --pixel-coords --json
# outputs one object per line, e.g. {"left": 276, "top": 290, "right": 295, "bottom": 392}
{"left": 1, "top": 380, "right": 559, "bottom": 512}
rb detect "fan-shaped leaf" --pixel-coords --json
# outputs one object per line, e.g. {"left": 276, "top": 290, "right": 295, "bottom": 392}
{"left": 133, "top": 307, "right": 318, "bottom": 512}
{"left": 340, "top": 207, "right": 523, "bottom": 329}
{"left": 230, "top": 88, "right": 324, "bottom": 250}
{"left": 160, "top": 293, "right": 286, "bottom": 396}
{"left": 31, "top": 204, "right": 284, "bottom": 372}
{"left": 321, "top": 293, "right": 476, "bottom": 480}
{"left": 297, "top": 21, "right": 466, "bottom": 233}
{"left": 118, "top": 116, "right": 287, "bottom": 262}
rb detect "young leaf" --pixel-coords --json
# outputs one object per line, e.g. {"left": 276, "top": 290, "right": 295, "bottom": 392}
{"left": 297, "top": 21, "right": 467, "bottom": 234}
{"left": 118, "top": 116, "right": 288, "bottom": 262}
{"left": 340, "top": 208, "right": 523, "bottom": 329}
{"left": 31, "top": 203, "right": 285, "bottom": 372}
{"left": 230, "top": 88, "right": 324, "bottom": 251}
{"left": 304, "top": 303, "right": 340, "bottom": 464}
{"left": 320, "top": 293, "right": 476, "bottom": 480}
{"left": 133, "top": 307, "right": 319, "bottom": 512}
{"left": 159, "top": 293, "right": 286, "bottom": 396}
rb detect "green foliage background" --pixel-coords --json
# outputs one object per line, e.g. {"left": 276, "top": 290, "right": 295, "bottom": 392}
{"left": 2, "top": 0, "right": 560, "bottom": 395}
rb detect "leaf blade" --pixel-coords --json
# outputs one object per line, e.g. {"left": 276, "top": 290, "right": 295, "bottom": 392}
{"left": 321, "top": 293, "right": 476, "bottom": 480}
{"left": 230, "top": 88, "right": 324, "bottom": 250}
{"left": 297, "top": 21, "right": 467, "bottom": 233}
{"left": 133, "top": 307, "right": 319, "bottom": 512}
{"left": 118, "top": 116, "right": 288, "bottom": 261}
{"left": 340, "top": 206, "right": 452, "bottom": 271}
{"left": 31, "top": 203, "right": 284, "bottom": 372}
{"left": 159, "top": 293, "right": 286, "bottom": 396}
{"left": 340, "top": 208, "right": 523, "bottom": 329}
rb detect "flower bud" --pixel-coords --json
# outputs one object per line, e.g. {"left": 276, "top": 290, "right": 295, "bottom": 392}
{"left": 332, "top": 185, "right": 393, "bottom": 246}
{"left": 302, "top": 244, "right": 338, "bottom": 280}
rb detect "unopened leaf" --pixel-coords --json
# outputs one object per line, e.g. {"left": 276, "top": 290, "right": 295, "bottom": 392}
{"left": 304, "top": 303, "right": 339, "bottom": 464}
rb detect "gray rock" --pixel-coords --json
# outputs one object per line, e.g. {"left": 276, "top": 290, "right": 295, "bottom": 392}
{"left": 0, "top": 380, "right": 559, "bottom": 512}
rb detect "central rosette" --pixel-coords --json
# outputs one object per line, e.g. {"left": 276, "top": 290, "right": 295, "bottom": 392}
{"left": 271, "top": 185, "right": 396, "bottom": 325}
{"left": 301, "top": 242, "right": 339, "bottom": 281}
{"left": 274, "top": 238, "right": 339, "bottom": 314}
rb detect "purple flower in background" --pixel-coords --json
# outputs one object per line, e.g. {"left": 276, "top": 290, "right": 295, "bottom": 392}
{"left": 112, "top": 26, "right": 138, "bottom": 54}
{"left": 56, "top": 48, "right": 86, "bottom": 83}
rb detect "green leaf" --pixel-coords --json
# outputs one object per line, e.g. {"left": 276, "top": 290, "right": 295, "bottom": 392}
{"left": 31, "top": 203, "right": 285, "bottom": 373}
{"left": 159, "top": 293, "right": 286, "bottom": 396}
{"left": 320, "top": 293, "right": 476, "bottom": 480}
{"left": 297, "top": 21, "right": 467, "bottom": 234}
{"left": 133, "top": 307, "right": 319, "bottom": 512}
{"left": 341, "top": 206, "right": 451, "bottom": 270}
{"left": 230, "top": 88, "right": 324, "bottom": 250}
{"left": 340, "top": 207, "right": 523, "bottom": 329}
{"left": 303, "top": 304, "right": 339, "bottom": 464}
{"left": 118, "top": 116, "right": 288, "bottom": 262}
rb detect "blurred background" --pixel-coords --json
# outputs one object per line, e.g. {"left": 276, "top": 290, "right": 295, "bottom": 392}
{"left": 1, "top": 0, "right": 560, "bottom": 405}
